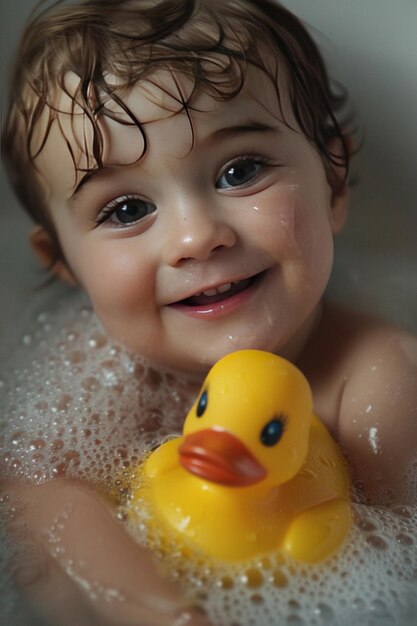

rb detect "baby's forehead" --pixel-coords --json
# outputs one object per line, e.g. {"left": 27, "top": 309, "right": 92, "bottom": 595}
{"left": 117, "top": 64, "right": 289, "bottom": 118}
{"left": 104, "top": 64, "right": 291, "bottom": 135}
{"left": 35, "top": 63, "right": 293, "bottom": 187}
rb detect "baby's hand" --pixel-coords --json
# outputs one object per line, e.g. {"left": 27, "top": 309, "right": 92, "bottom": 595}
{"left": 3, "top": 478, "right": 210, "bottom": 626}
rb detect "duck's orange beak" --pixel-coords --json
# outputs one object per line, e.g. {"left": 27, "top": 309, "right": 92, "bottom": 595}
{"left": 179, "top": 429, "right": 267, "bottom": 486}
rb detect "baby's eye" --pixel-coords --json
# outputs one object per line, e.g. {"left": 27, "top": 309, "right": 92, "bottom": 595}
{"left": 97, "top": 195, "right": 156, "bottom": 227}
{"left": 216, "top": 157, "right": 268, "bottom": 190}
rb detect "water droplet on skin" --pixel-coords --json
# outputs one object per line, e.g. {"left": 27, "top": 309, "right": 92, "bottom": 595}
{"left": 368, "top": 427, "right": 381, "bottom": 454}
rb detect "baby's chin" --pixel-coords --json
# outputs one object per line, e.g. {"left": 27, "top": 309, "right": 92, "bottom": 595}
{"left": 112, "top": 301, "right": 324, "bottom": 374}
{"left": 164, "top": 314, "right": 322, "bottom": 372}
{"left": 139, "top": 335, "right": 282, "bottom": 377}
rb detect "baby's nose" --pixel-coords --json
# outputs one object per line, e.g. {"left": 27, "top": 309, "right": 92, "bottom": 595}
{"left": 165, "top": 205, "right": 237, "bottom": 266}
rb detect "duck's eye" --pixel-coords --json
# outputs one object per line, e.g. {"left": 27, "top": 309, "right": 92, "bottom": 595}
{"left": 196, "top": 390, "right": 208, "bottom": 417}
{"left": 260, "top": 418, "right": 285, "bottom": 447}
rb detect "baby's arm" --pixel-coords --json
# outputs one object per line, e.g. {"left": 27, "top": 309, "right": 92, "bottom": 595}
{"left": 4, "top": 478, "right": 209, "bottom": 626}
{"left": 337, "top": 327, "right": 417, "bottom": 504}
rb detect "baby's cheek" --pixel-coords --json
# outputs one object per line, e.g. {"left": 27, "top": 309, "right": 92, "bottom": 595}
{"left": 290, "top": 189, "right": 334, "bottom": 269}
{"left": 251, "top": 186, "right": 332, "bottom": 272}
{"left": 245, "top": 187, "right": 300, "bottom": 256}
{"left": 79, "top": 244, "right": 151, "bottom": 314}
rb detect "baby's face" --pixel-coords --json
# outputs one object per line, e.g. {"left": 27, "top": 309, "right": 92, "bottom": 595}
{"left": 33, "top": 67, "right": 346, "bottom": 372}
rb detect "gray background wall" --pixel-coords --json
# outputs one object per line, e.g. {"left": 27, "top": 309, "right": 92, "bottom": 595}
{"left": 1, "top": 0, "right": 416, "bottom": 349}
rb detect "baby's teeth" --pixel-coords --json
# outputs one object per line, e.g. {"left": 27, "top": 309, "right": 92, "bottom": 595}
{"left": 202, "top": 282, "right": 232, "bottom": 297}
{"left": 217, "top": 283, "right": 232, "bottom": 294}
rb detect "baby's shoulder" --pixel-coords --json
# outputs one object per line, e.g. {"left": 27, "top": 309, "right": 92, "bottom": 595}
{"left": 334, "top": 302, "right": 417, "bottom": 382}
{"left": 336, "top": 306, "right": 417, "bottom": 501}
{"left": 339, "top": 305, "right": 417, "bottom": 422}
{"left": 316, "top": 300, "right": 417, "bottom": 375}
{"left": 311, "top": 302, "right": 417, "bottom": 502}
{"left": 302, "top": 302, "right": 417, "bottom": 431}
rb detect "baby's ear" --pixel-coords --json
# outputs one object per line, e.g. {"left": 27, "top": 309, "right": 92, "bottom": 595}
{"left": 329, "top": 182, "right": 348, "bottom": 235}
{"left": 327, "top": 135, "right": 351, "bottom": 234}
{"left": 30, "top": 225, "right": 78, "bottom": 286}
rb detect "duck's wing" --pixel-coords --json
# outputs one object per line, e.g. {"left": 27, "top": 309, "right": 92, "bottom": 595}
{"left": 283, "top": 413, "right": 351, "bottom": 511}
{"left": 284, "top": 497, "right": 352, "bottom": 563}
{"left": 308, "top": 413, "right": 351, "bottom": 498}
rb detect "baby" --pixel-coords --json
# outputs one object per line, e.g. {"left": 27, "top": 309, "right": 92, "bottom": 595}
{"left": 1, "top": 0, "right": 416, "bottom": 624}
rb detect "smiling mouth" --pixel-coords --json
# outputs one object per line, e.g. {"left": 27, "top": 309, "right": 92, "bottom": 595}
{"left": 179, "top": 272, "right": 266, "bottom": 307}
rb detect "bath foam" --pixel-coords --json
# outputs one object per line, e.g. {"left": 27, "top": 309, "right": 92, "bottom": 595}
{"left": 126, "top": 470, "right": 417, "bottom": 626}
{"left": 0, "top": 292, "right": 416, "bottom": 626}
{"left": 0, "top": 293, "right": 195, "bottom": 487}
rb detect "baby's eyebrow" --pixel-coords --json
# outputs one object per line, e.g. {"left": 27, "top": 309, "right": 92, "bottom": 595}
{"left": 211, "top": 121, "right": 279, "bottom": 139}
{"left": 70, "top": 167, "right": 111, "bottom": 200}
{"left": 69, "top": 122, "right": 278, "bottom": 200}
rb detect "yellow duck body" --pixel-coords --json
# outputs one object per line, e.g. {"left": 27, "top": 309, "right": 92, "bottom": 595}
{"left": 130, "top": 350, "right": 351, "bottom": 563}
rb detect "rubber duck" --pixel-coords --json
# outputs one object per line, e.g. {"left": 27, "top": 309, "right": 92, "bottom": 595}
{"left": 129, "top": 350, "right": 351, "bottom": 563}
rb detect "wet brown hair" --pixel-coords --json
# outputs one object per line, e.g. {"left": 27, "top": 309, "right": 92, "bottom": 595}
{"left": 2, "top": 0, "right": 352, "bottom": 262}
